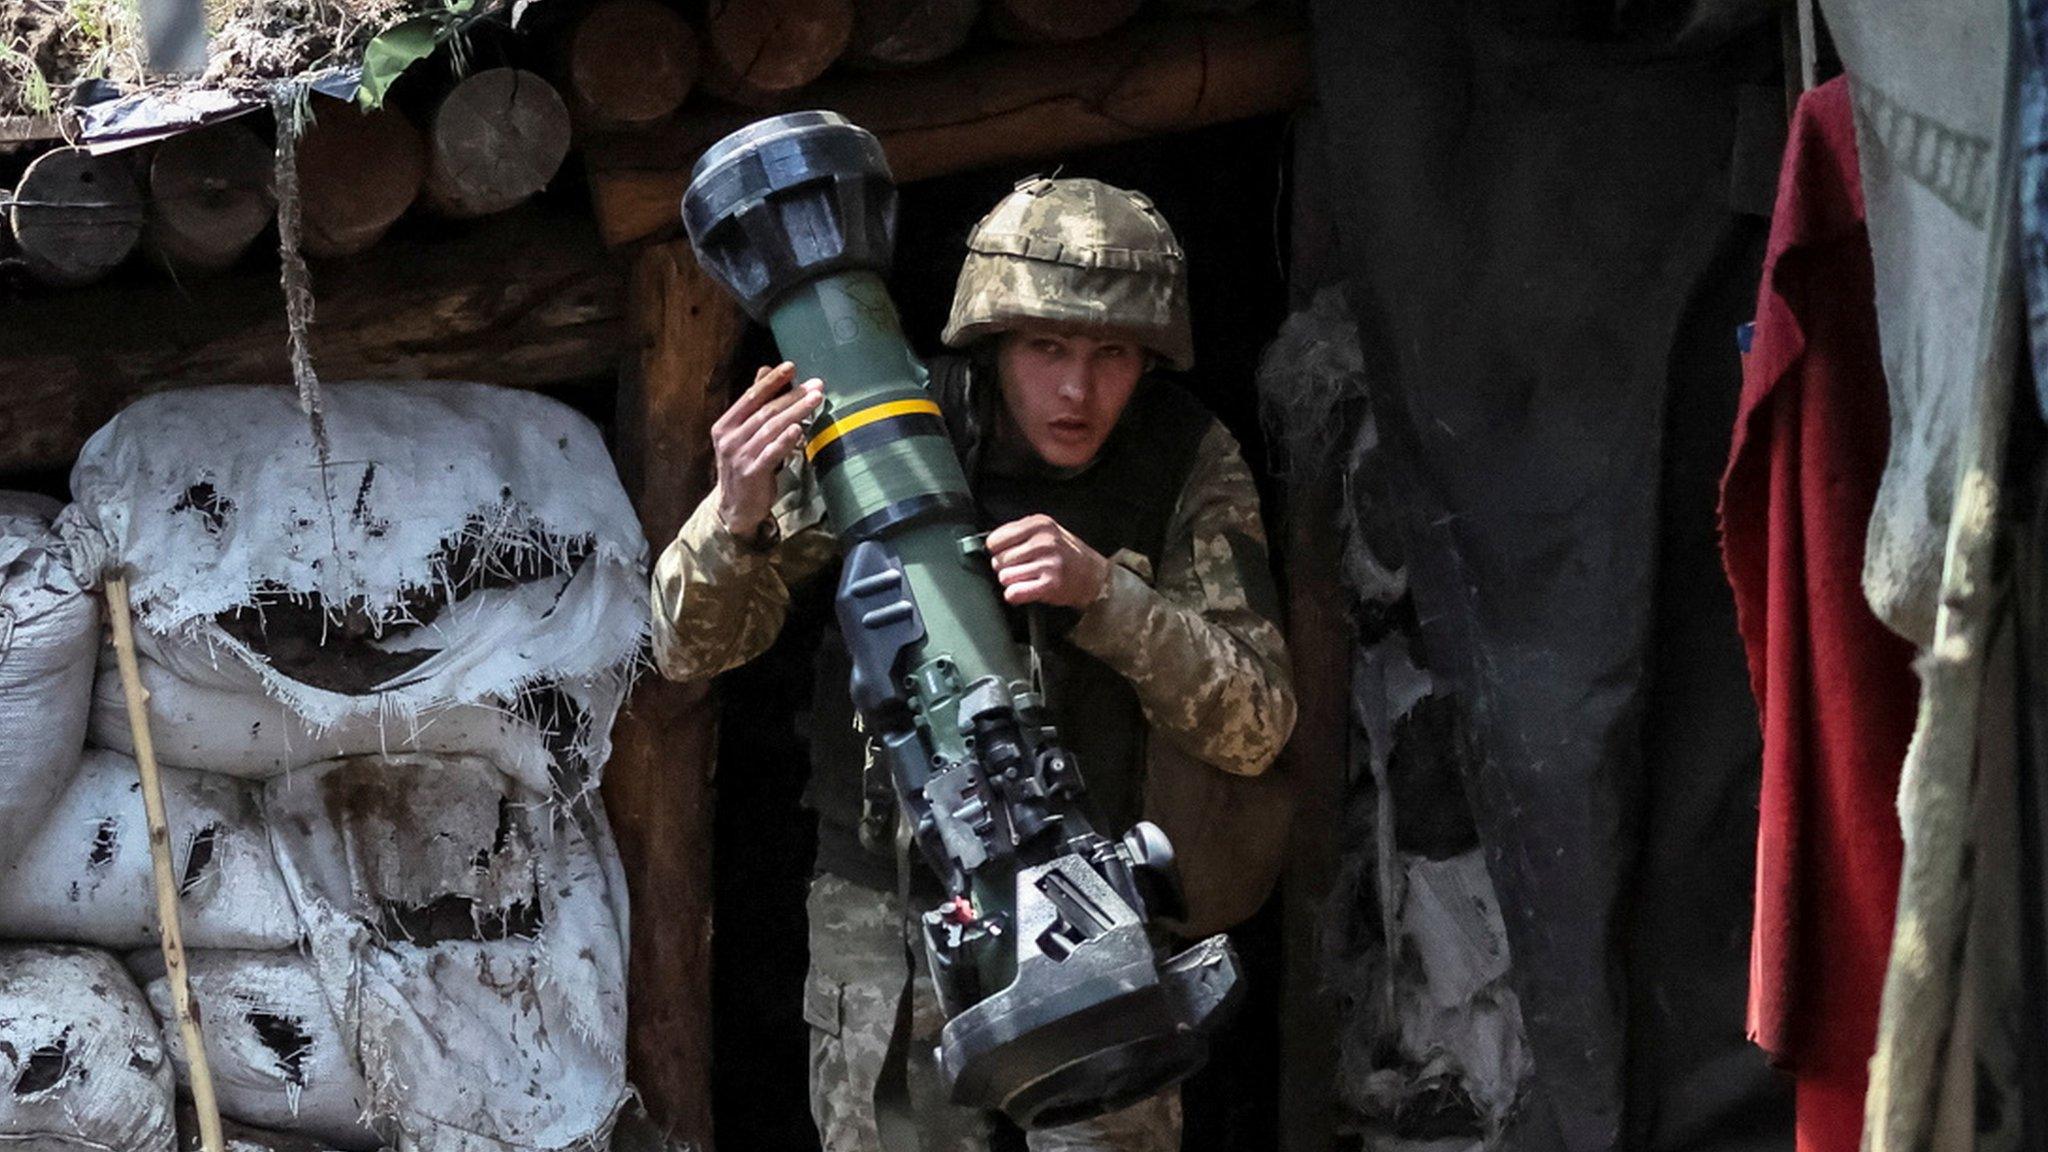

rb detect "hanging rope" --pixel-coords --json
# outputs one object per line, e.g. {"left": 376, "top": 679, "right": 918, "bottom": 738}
{"left": 270, "top": 79, "right": 329, "bottom": 459}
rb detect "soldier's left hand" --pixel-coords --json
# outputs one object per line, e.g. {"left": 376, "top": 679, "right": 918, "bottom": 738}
{"left": 986, "top": 514, "right": 1110, "bottom": 609}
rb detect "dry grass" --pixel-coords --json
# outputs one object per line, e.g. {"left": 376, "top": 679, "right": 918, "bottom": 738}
{"left": 0, "top": 0, "right": 422, "bottom": 115}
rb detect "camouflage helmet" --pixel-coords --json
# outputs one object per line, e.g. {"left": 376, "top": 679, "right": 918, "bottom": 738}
{"left": 941, "top": 177, "right": 1194, "bottom": 371}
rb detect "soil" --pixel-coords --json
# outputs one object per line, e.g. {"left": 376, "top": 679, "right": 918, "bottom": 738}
{"left": 0, "top": 0, "right": 421, "bottom": 117}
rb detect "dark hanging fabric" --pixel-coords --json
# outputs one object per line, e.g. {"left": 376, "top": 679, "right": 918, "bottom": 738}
{"left": 1629, "top": 203, "right": 1791, "bottom": 1152}
{"left": 2011, "top": 411, "right": 2048, "bottom": 1152}
{"left": 1307, "top": 2, "right": 1788, "bottom": 1148}
{"left": 1717, "top": 77, "right": 1917, "bottom": 1152}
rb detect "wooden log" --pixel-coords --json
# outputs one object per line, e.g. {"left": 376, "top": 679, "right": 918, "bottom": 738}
{"left": 1155, "top": 0, "right": 1262, "bottom": 11}
{"left": 425, "top": 68, "right": 572, "bottom": 218}
{"left": 567, "top": 0, "right": 699, "bottom": 130}
{"left": 0, "top": 206, "right": 625, "bottom": 474}
{"left": 844, "top": 0, "right": 980, "bottom": 69}
{"left": 295, "top": 96, "right": 427, "bottom": 258}
{"left": 9, "top": 146, "right": 144, "bottom": 286}
{"left": 586, "top": 12, "right": 1308, "bottom": 247}
{"left": 697, "top": 0, "right": 853, "bottom": 107}
{"left": 145, "top": 120, "right": 275, "bottom": 274}
{"left": 603, "top": 241, "right": 746, "bottom": 1152}
{"left": 988, "top": 0, "right": 1140, "bottom": 43}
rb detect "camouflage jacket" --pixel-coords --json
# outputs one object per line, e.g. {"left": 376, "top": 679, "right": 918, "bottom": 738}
{"left": 650, "top": 407, "right": 1296, "bottom": 779}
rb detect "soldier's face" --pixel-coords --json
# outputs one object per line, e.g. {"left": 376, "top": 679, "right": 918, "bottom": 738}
{"left": 995, "top": 328, "right": 1145, "bottom": 469}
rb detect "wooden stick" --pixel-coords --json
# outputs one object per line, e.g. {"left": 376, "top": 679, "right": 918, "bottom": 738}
{"left": 104, "top": 574, "right": 225, "bottom": 1152}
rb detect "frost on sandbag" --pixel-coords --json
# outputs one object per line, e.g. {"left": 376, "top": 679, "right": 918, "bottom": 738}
{"left": 62, "top": 384, "right": 649, "bottom": 796}
{"left": 0, "top": 945, "right": 175, "bottom": 1152}
{"left": 264, "top": 754, "right": 627, "bottom": 1152}
{"left": 0, "top": 493, "right": 97, "bottom": 871}
{"left": 135, "top": 950, "right": 378, "bottom": 1150}
{"left": 0, "top": 749, "right": 300, "bottom": 950}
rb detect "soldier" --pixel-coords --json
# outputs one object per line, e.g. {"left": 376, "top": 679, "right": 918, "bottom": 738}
{"left": 651, "top": 176, "right": 1297, "bottom": 1151}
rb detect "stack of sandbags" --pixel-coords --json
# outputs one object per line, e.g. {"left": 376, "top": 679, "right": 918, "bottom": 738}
{"left": 62, "top": 383, "right": 648, "bottom": 798}
{"left": 0, "top": 493, "right": 98, "bottom": 868}
{"left": 0, "top": 503, "right": 171, "bottom": 1152}
{"left": 12, "top": 382, "right": 647, "bottom": 1152}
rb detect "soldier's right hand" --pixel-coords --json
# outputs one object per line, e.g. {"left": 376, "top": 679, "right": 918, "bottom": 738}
{"left": 712, "top": 362, "right": 825, "bottom": 537}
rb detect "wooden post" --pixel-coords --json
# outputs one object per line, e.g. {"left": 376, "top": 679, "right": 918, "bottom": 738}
{"left": 145, "top": 120, "right": 275, "bottom": 274}
{"left": 424, "top": 68, "right": 572, "bottom": 218}
{"left": 1276, "top": 473, "right": 1350, "bottom": 1152}
{"left": 604, "top": 240, "right": 747, "bottom": 1151}
{"left": 295, "top": 96, "right": 427, "bottom": 258}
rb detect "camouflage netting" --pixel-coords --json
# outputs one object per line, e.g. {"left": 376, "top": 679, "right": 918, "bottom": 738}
{"left": 1259, "top": 289, "right": 1532, "bottom": 1150}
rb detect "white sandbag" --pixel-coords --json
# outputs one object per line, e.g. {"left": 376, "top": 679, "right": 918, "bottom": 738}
{"left": 264, "top": 754, "right": 628, "bottom": 1152}
{"left": 0, "top": 494, "right": 97, "bottom": 871}
{"left": 87, "top": 640, "right": 582, "bottom": 790}
{"left": 176, "top": 1103, "right": 361, "bottom": 1152}
{"left": 0, "top": 749, "right": 299, "bottom": 950}
{"left": 60, "top": 383, "right": 648, "bottom": 794}
{"left": 0, "top": 945, "right": 175, "bottom": 1152}
{"left": 136, "top": 950, "right": 379, "bottom": 1150}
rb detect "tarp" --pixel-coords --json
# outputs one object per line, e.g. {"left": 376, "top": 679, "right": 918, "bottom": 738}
{"left": 1307, "top": 3, "right": 1790, "bottom": 1147}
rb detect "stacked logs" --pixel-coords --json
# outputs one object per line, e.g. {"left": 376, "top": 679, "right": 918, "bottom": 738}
{"left": 3, "top": 0, "right": 1289, "bottom": 288}
{"left": 5, "top": 63, "right": 578, "bottom": 288}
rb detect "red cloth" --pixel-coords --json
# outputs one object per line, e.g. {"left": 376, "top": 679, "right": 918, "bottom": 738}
{"left": 1718, "top": 77, "right": 1919, "bottom": 1152}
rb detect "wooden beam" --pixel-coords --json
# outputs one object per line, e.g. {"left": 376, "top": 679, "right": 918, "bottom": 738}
{"left": 1276, "top": 472, "right": 1351, "bottom": 1152}
{"left": 586, "top": 11, "right": 1308, "bottom": 248}
{"left": 0, "top": 206, "right": 624, "bottom": 474}
{"left": 603, "top": 241, "right": 745, "bottom": 1152}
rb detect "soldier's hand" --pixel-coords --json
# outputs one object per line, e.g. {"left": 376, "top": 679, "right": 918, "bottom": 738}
{"left": 986, "top": 514, "right": 1111, "bottom": 609}
{"left": 712, "top": 362, "right": 824, "bottom": 537}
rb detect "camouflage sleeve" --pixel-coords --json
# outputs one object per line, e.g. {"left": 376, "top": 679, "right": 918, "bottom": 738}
{"left": 649, "top": 461, "right": 839, "bottom": 683}
{"left": 1067, "top": 421, "right": 1297, "bottom": 776}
